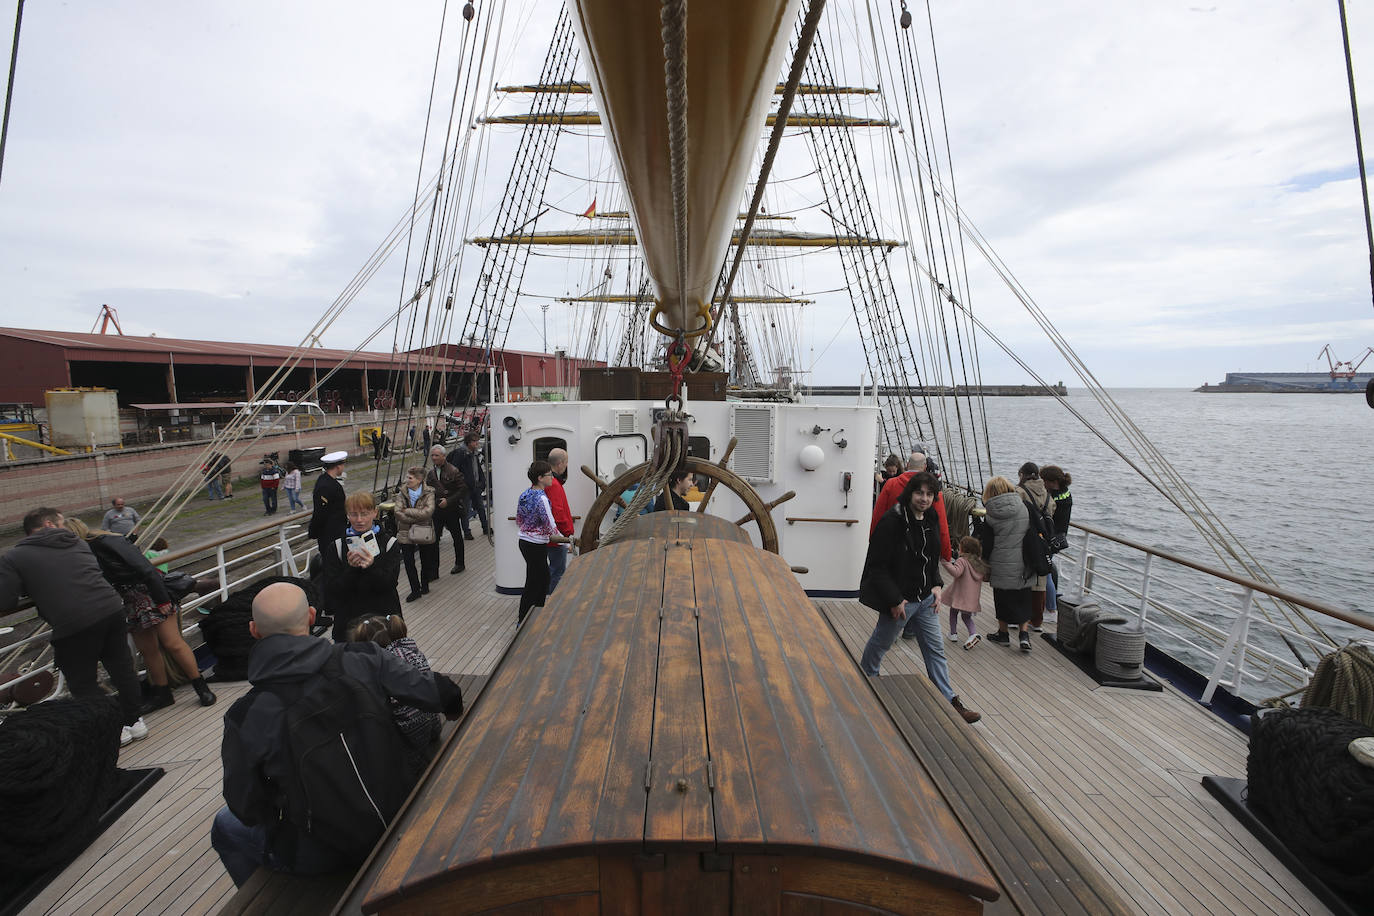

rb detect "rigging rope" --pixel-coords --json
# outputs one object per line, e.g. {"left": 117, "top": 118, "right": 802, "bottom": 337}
{"left": 657, "top": 0, "right": 692, "bottom": 342}
{"left": 1337, "top": 0, "right": 1374, "bottom": 312}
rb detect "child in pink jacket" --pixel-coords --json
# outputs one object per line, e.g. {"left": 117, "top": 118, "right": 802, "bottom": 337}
{"left": 941, "top": 536, "right": 989, "bottom": 649}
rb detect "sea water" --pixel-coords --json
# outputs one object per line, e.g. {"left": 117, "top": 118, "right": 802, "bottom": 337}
{"left": 814, "top": 389, "right": 1373, "bottom": 696}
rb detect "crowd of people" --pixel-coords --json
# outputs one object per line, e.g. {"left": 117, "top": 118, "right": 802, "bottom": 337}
{"left": 859, "top": 449, "right": 1077, "bottom": 724}
{"left": 0, "top": 501, "right": 218, "bottom": 752}
{"left": 1, "top": 424, "right": 1080, "bottom": 891}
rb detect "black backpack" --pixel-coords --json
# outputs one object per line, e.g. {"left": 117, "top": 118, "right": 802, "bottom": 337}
{"left": 1021, "top": 501, "right": 1054, "bottom": 577}
{"left": 265, "top": 645, "right": 412, "bottom": 866}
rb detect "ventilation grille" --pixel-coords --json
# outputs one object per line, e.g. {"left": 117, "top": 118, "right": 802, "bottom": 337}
{"left": 730, "top": 406, "right": 774, "bottom": 482}
{"left": 614, "top": 410, "right": 637, "bottom": 435}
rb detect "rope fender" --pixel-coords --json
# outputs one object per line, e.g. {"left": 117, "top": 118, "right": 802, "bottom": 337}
{"left": 0, "top": 696, "right": 122, "bottom": 872}
{"left": 1248, "top": 706, "right": 1374, "bottom": 898}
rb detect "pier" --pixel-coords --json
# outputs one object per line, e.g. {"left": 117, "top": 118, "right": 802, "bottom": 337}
{"left": 808, "top": 383, "right": 1067, "bottom": 397}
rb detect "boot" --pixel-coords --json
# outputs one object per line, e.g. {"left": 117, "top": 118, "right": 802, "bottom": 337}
{"left": 951, "top": 695, "right": 981, "bottom": 724}
{"left": 191, "top": 677, "right": 218, "bottom": 707}
{"left": 140, "top": 684, "right": 174, "bottom": 715}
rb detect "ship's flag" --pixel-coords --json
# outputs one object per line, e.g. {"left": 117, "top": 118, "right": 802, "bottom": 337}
{"left": 582, "top": 198, "right": 597, "bottom": 219}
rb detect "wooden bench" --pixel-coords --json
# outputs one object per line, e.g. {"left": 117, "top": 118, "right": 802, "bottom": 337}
{"left": 868, "top": 673, "right": 1134, "bottom": 915}
{"left": 218, "top": 867, "right": 352, "bottom": 916}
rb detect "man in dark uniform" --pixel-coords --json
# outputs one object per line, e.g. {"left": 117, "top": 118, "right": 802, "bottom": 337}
{"left": 308, "top": 451, "right": 348, "bottom": 560}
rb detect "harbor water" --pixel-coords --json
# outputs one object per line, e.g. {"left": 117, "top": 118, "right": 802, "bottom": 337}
{"left": 816, "top": 388, "right": 1374, "bottom": 699}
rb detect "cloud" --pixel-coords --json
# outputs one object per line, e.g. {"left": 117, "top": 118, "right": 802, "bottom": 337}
{"left": 0, "top": 1, "right": 1371, "bottom": 389}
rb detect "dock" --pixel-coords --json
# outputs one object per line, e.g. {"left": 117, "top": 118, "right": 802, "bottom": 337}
{"left": 19, "top": 534, "right": 1327, "bottom": 915}
{"left": 808, "top": 383, "right": 1068, "bottom": 397}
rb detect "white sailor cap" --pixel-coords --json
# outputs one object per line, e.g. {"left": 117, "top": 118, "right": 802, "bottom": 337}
{"left": 321, "top": 450, "right": 348, "bottom": 465}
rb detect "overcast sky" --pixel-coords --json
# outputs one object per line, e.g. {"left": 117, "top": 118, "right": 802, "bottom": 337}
{"left": 1, "top": 1, "right": 1371, "bottom": 387}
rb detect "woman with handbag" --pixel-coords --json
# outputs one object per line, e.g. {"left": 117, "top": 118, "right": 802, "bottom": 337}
{"left": 63, "top": 518, "right": 216, "bottom": 710}
{"left": 395, "top": 467, "right": 438, "bottom": 602}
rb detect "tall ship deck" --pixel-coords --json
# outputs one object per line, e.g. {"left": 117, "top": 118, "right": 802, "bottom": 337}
{"left": 13, "top": 526, "right": 1333, "bottom": 916}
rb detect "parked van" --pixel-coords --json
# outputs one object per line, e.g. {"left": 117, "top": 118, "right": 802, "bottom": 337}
{"left": 234, "top": 400, "right": 327, "bottom": 433}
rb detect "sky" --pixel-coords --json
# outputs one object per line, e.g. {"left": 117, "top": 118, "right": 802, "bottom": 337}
{"left": 1, "top": 1, "right": 1372, "bottom": 388}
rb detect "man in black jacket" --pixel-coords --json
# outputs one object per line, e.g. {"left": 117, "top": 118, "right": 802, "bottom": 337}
{"left": 857, "top": 473, "right": 980, "bottom": 724}
{"left": 308, "top": 451, "right": 348, "bottom": 555}
{"left": 0, "top": 507, "right": 147, "bottom": 743}
{"left": 211, "top": 582, "right": 463, "bottom": 886}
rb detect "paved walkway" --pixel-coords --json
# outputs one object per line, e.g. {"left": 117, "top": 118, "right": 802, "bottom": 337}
{"left": 0, "top": 449, "right": 453, "bottom": 553}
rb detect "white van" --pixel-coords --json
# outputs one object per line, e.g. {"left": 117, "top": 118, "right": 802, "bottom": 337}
{"left": 235, "top": 400, "right": 327, "bottom": 433}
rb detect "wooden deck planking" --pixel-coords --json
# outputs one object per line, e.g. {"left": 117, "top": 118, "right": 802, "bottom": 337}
{"left": 22, "top": 536, "right": 503, "bottom": 916}
{"left": 818, "top": 596, "right": 1331, "bottom": 916}
{"left": 22, "top": 531, "right": 1334, "bottom": 916}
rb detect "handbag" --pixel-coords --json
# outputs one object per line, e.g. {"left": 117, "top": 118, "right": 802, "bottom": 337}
{"left": 161, "top": 571, "right": 200, "bottom": 601}
{"left": 408, "top": 521, "right": 436, "bottom": 545}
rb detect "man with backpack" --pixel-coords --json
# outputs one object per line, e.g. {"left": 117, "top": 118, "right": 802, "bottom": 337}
{"left": 211, "top": 582, "right": 464, "bottom": 886}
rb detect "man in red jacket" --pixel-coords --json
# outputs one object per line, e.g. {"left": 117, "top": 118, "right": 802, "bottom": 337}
{"left": 871, "top": 451, "right": 951, "bottom": 562}
{"left": 546, "top": 448, "right": 576, "bottom": 593}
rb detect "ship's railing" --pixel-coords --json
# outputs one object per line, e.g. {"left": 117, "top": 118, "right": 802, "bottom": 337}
{"left": 0, "top": 513, "right": 318, "bottom": 698}
{"left": 1057, "top": 522, "right": 1374, "bottom": 705}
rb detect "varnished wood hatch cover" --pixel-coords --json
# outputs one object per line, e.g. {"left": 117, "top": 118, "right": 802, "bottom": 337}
{"left": 357, "top": 513, "right": 997, "bottom": 914}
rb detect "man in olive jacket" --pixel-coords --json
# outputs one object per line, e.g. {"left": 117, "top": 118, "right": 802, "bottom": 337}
{"left": 426, "top": 446, "right": 468, "bottom": 574}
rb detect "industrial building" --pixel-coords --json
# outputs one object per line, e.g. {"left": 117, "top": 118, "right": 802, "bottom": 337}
{"left": 0, "top": 327, "right": 603, "bottom": 409}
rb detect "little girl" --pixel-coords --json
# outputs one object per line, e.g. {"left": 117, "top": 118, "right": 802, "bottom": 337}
{"left": 348, "top": 614, "right": 443, "bottom": 779}
{"left": 281, "top": 462, "right": 304, "bottom": 511}
{"left": 941, "top": 536, "right": 989, "bottom": 649}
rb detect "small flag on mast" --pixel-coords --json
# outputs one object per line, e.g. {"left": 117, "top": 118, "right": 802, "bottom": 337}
{"left": 581, "top": 198, "right": 597, "bottom": 219}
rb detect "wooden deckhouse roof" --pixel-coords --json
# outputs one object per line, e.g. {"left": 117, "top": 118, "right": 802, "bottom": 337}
{"left": 357, "top": 514, "right": 997, "bottom": 911}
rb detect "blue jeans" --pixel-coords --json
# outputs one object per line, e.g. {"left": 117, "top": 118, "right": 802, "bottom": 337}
{"left": 859, "top": 594, "right": 953, "bottom": 701}
{"left": 211, "top": 806, "right": 347, "bottom": 888}
{"left": 547, "top": 544, "right": 568, "bottom": 594}
{"left": 206, "top": 477, "right": 224, "bottom": 500}
{"left": 284, "top": 488, "right": 303, "bottom": 510}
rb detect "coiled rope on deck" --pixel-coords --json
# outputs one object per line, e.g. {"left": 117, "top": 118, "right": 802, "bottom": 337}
{"left": 0, "top": 696, "right": 122, "bottom": 872}
{"left": 1301, "top": 644, "right": 1374, "bottom": 730}
{"left": 1248, "top": 706, "right": 1374, "bottom": 898}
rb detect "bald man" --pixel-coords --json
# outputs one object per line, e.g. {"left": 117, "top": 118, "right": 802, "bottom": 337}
{"left": 545, "top": 448, "right": 576, "bottom": 593}
{"left": 212, "top": 583, "right": 464, "bottom": 886}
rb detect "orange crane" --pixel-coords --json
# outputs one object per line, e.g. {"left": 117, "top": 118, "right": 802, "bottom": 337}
{"left": 91, "top": 303, "right": 124, "bottom": 335}
{"left": 1316, "top": 344, "right": 1373, "bottom": 381}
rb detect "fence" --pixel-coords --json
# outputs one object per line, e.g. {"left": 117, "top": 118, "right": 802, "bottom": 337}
{"left": 1058, "top": 522, "right": 1374, "bottom": 705}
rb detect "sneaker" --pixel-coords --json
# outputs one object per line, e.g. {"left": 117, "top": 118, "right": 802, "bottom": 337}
{"left": 120, "top": 717, "right": 149, "bottom": 747}
{"left": 463, "top": 532, "right": 475, "bottom": 541}
{"left": 948, "top": 633, "right": 959, "bottom": 642}
{"left": 963, "top": 633, "right": 981, "bottom": 650}
{"left": 988, "top": 631, "right": 1011, "bottom": 646}
{"left": 1031, "top": 625, "right": 1043, "bottom": 633}
{"left": 1020, "top": 633, "right": 1032, "bottom": 652}
{"left": 900, "top": 631, "right": 917, "bottom": 641}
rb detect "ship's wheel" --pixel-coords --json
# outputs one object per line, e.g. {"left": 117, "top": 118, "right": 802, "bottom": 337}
{"left": 578, "top": 447, "right": 794, "bottom": 554}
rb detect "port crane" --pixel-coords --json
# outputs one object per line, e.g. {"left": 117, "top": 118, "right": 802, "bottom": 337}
{"left": 1316, "top": 344, "right": 1373, "bottom": 382}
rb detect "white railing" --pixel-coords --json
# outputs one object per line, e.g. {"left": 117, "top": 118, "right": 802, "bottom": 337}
{"left": 1059, "top": 522, "right": 1374, "bottom": 705}
{"left": 0, "top": 512, "right": 319, "bottom": 697}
